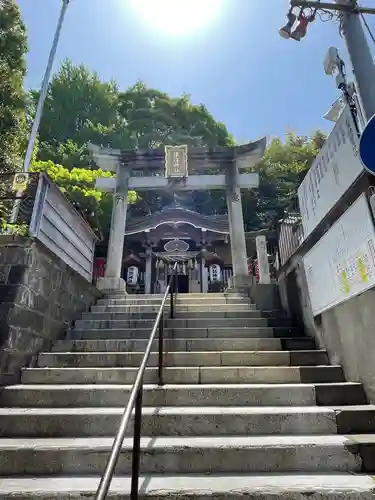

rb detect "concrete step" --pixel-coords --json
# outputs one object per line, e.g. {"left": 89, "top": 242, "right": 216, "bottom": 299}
{"left": 75, "top": 317, "right": 286, "bottom": 330}
{"left": 1, "top": 382, "right": 366, "bottom": 408}
{"left": 0, "top": 474, "right": 374, "bottom": 499}
{"left": 36, "top": 350, "right": 329, "bottom": 368}
{"left": 0, "top": 435, "right": 370, "bottom": 475}
{"left": 92, "top": 304, "right": 257, "bottom": 313}
{"left": 82, "top": 311, "right": 264, "bottom": 321}
{"left": 166, "top": 318, "right": 293, "bottom": 328}
{"left": 51, "top": 338, "right": 284, "bottom": 353}
{"left": 0, "top": 406, "right": 348, "bottom": 437}
{"left": 70, "top": 327, "right": 297, "bottom": 340}
{"left": 102, "top": 293, "right": 247, "bottom": 301}
{"left": 97, "top": 296, "right": 252, "bottom": 306}
{"left": 51, "top": 337, "right": 317, "bottom": 353}
{"left": 21, "top": 365, "right": 345, "bottom": 385}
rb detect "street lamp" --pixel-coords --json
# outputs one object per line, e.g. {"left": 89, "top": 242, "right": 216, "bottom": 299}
{"left": 279, "top": 6, "right": 316, "bottom": 40}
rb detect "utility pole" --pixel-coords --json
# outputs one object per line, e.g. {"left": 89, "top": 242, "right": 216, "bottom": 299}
{"left": 282, "top": 0, "right": 375, "bottom": 121}
{"left": 9, "top": 0, "right": 70, "bottom": 227}
{"left": 338, "top": 0, "right": 375, "bottom": 121}
{"left": 23, "top": 0, "right": 70, "bottom": 173}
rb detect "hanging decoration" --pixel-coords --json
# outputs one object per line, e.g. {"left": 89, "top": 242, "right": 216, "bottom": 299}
{"left": 126, "top": 266, "right": 139, "bottom": 286}
{"left": 209, "top": 263, "right": 221, "bottom": 283}
{"left": 123, "top": 251, "right": 141, "bottom": 287}
{"left": 205, "top": 252, "right": 224, "bottom": 284}
{"left": 164, "top": 239, "right": 190, "bottom": 252}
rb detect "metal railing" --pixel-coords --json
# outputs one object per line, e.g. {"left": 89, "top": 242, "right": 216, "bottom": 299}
{"left": 95, "top": 262, "right": 178, "bottom": 500}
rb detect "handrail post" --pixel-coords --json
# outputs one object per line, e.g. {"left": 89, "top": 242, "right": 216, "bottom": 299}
{"left": 158, "top": 319, "right": 164, "bottom": 386}
{"left": 170, "top": 272, "right": 174, "bottom": 319}
{"left": 130, "top": 386, "right": 143, "bottom": 500}
{"left": 94, "top": 263, "right": 177, "bottom": 500}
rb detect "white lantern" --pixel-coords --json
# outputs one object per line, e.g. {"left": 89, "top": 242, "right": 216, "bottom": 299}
{"left": 209, "top": 263, "right": 221, "bottom": 282}
{"left": 127, "top": 265, "right": 139, "bottom": 286}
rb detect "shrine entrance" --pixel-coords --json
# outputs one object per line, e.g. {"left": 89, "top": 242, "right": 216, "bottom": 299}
{"left": 90, "top": 139, "right": 267, "bottom": 293}
{"left": 173, "top": 274, "right": 189, "bottom": 294}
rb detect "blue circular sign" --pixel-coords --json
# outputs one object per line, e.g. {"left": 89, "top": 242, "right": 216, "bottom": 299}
{"left": 360, "top": 114, "right": 375, "bottom": 175}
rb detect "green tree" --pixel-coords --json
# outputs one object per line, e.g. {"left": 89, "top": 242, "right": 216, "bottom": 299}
{"left": 0, "top": 0, "right": 28, "bottom": 172}
{"left": 242, "top": 131, "right": 325, "bottom": 231}
{"left": 34, "top": 65, "right": 235, "bottom": 167}
{"left": 118, "top": 82, "right": 235, "bottom": 149}
{"left": 33, "top": 64, "right": 236, "bottom": 217}
{"left": 30, "top": 161, "right": 137, "bottom": 237}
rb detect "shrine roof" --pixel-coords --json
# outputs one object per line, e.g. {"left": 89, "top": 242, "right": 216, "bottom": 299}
{"left": 88, "top": 138, "right": 267, "bottom": 172}
{"left": 125, "top": 207, "right": 229, "bottom": 235}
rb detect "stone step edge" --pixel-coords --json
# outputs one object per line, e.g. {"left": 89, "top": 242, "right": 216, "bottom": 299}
{"left": 3, "top": 382, "right": 363, "bottom": 390}
{"left": 0, "top": 474, "right": 373, "bottom": 497}
{"left": 53, "top": 337, "right": 313, "bottom": 343}
{"left": 0, "top": 405, "right": 373, "bottom": 415}
{"left": 2, "top": 382, "right": 366, "bottom": 406}
{"left": 23, "top": 365, "right": 342, "bottom": 371}
{"left": 72, "top": 326, "right": 296, "bottom": 330}
{"left": 39, "top": 349, "right": 326, "bottom": 356}
{"left": 0, "top": 434, "right": 372, "bottom": 449}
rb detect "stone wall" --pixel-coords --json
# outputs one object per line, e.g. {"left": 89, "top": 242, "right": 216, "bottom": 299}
{"left": 279, "top": 258, "right": 375, "bottom": 403}
{"left": 0, "top": 236, "right": 101, "bottom": 385}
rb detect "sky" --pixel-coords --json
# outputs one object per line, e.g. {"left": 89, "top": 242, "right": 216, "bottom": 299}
{"left": 17, "top": 0, "right": 375, "bottom": 143}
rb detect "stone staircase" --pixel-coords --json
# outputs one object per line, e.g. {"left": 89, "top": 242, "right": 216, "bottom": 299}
{"left": 0, "top": 292, "right": 375, "bottom": 498}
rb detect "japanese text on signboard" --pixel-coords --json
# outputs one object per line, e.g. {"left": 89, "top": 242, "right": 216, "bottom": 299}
{"left": 298, "top": 106, "right": 362, "bottom": 238}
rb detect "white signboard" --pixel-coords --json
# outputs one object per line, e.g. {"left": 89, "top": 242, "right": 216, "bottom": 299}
{"left": 303, "top": 194, "right": 375, "bottom": 316}
{"left": 298, "top": 106, "right": 363, "bottom": 238}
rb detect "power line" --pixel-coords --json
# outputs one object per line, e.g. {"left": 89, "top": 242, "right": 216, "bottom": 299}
{"left": 360, "top": 11, "right": 375, "bottom": 44}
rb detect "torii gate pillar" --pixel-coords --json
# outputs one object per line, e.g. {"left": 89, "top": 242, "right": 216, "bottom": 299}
{"left": 226, "top": 162, "right": 250, "bottom": 288}
{"left": 95, "top": 155, "right": 130, "bottom": 292}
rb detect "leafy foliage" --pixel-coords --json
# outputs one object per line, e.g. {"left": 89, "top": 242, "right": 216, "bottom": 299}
{"left": 31, "top": 62, "right": 237, "bottom": 226}
{"left": 244, "top": 132, "right": 324, "bottom": 231}
{"left": 24, "top": 53, "right": 324, "bottom": 237}
{"left": 30, "top": 161, "right": 137, "bottom": 237}
{"left": 0, "top": 0, "right": 28, "bottom": 172}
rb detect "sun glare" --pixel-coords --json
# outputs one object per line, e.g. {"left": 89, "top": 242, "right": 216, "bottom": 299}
{"left": 129, "top": 0, "right": 222, "bottom": 36}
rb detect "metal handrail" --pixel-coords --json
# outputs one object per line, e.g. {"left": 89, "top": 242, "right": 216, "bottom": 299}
{"left": 95, "top": 262, "right": 178, "bottom": 500}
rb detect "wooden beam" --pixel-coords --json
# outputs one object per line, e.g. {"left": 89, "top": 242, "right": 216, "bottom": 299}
{"left": 96, "top": 173, "right": 259, "bottom": 192}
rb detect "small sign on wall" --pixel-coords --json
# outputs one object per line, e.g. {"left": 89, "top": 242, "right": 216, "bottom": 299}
{"left": 12, "top": 173, "right": 29, "bottom": 192}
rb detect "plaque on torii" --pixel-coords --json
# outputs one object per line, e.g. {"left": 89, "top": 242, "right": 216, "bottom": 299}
{"left": 165, "top": 145, "right": 188, "bottom": 179}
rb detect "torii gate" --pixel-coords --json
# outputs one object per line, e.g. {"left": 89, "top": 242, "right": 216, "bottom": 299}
{"left": 89, "top": 139, "right": 267, "bottom": 292}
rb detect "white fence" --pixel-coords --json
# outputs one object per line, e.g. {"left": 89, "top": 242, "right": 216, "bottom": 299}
{"left": 303, "top": 193, "right": 375, "bottom": 315}
{"left": 29, "top": 174, "right": 97, "bottom": 282}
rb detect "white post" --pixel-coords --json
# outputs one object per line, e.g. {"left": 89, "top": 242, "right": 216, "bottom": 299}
{"left": 97, "top": 165, "right": 129, "bottom": 292}
{"left": 145, "top": 248, "right": 152, "bottom": 294}
{"left": 256, "top": 235, "right": 271, "bottom": 284}
{"left": 226, "top": 163, "right": 249, "bottom": 287}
